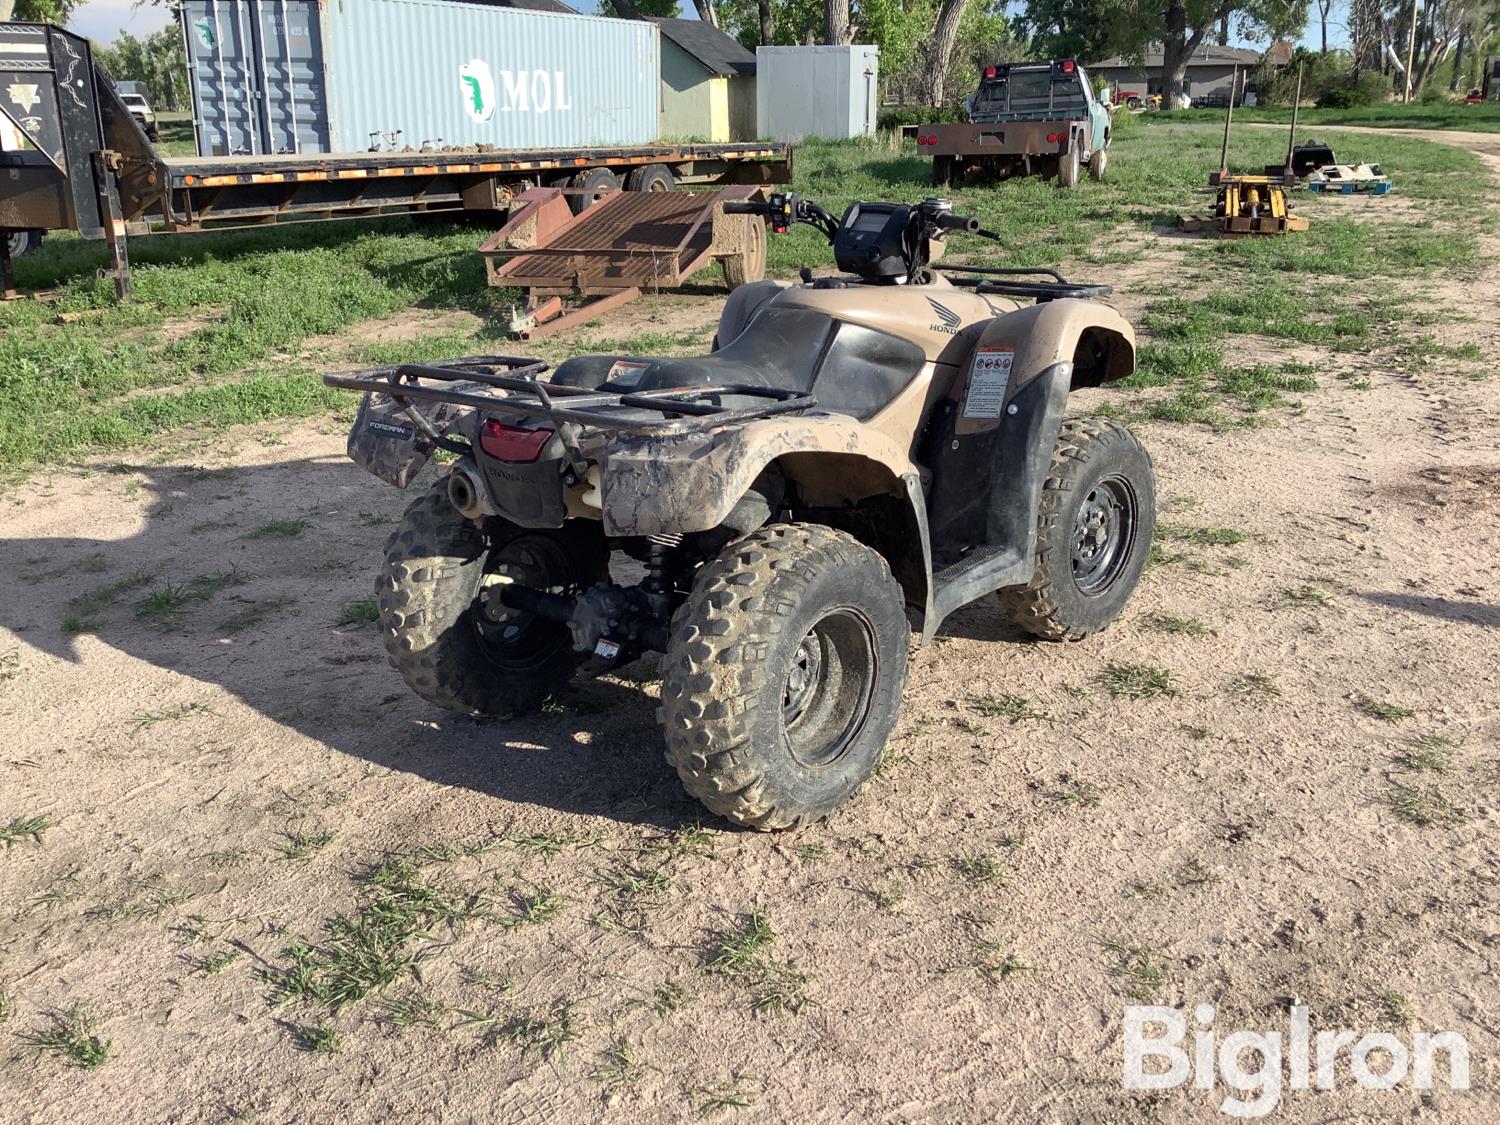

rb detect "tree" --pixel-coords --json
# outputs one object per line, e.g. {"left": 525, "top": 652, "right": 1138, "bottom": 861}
{"left": 1153, "top": 1, "right": 1309, "bottom": 108}
{"left": 93, "top": 27, "right": 188, "bottom": 111}
{"left": 1315, "top": 0, "right": 1334, "bottom": 51}
{"left": 825, "top": 0, "right": 852, "bottom": 42}
{"left": 601, "top": 0, "right": 682, "bottom": 18}
{"left": 7, "top": 0, "right": 84, "bottom": 21}
{"left": 923, "top": 0, "right": 971, "bottom": 105}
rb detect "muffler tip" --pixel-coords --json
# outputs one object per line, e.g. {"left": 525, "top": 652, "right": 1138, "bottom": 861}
{"left": 448, "top": 464, "right": 485, "bottom": 519}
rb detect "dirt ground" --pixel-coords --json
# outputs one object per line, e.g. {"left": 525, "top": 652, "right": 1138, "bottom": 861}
{"left": 1, "top": 136, "right": 1498, "bottom": 1124}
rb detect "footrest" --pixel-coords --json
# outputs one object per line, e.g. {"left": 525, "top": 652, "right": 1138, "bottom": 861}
{"left": 928, "top": 545, "right": 1030, "bottom": 631}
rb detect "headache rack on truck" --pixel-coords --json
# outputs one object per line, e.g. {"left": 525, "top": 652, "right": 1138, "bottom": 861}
{"left": 323, "top": 356, "right": 818, "bottom": 450}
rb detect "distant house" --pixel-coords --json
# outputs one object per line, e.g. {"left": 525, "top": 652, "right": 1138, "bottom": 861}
{"left": 652, "top": 18, "right": 757, "bottom": 142}
{"left": 1091, "top": 44, "right": 1265, "bottom": 107}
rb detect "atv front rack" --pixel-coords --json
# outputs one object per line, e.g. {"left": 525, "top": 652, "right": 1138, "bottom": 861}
{"left": 323, "top": 356, "right": 818, "bottom": 447}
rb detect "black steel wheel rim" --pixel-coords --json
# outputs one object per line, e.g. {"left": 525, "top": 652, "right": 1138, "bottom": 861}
{"left": 472, "top": 535, "right": 577, "bottom": 670}
{"left": 781, "top": 607, "right": 878, "bottom": 770}
{"left": 1071, "top": 475, "right": 1137, "bottom": 596}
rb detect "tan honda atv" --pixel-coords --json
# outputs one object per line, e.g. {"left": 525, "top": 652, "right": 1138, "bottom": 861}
{"left": 324, "top": 193, "right": 1154, "bottom": 830}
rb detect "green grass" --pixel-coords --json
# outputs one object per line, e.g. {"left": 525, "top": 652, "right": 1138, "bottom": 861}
{"left": 3, "top": 118, "right": 1489, "bottom": 471}
{"left": 708, "top": 911, "right": 776, "bottom": 976}
{"left": 247, "top": 518, "right": 310, "bottom": 539}
{"left": 1380, "top": 783, "right": 1465, "bottom": 828}
{"left": 1158, "top": 101, "right": 1500, "bottom": 133}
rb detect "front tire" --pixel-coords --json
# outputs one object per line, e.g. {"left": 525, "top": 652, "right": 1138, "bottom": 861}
{"left": 1088, "top": 146, "right": 1109, "bottom": 182}
{"left": 660, "top": 524, "right": 909, "bottom": 830}
{"left": 378, "top": 481, "right": 607, "bottom": 717}
{"left": 999, "top": 418, "right": 1155, "bottom": 640}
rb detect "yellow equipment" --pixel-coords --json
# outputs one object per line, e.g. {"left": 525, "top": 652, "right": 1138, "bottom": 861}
{"left": 1183, "top": 65, "right": 1309, "bottom": 238}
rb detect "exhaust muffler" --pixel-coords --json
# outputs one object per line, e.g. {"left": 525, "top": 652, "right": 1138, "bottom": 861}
{"left": 447, "top": 459, "right": 496, "bottom": 519}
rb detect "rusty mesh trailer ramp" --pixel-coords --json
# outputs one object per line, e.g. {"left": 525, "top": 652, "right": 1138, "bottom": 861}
{"left": 478, "top": 185, "right": 765, "bottom": 338}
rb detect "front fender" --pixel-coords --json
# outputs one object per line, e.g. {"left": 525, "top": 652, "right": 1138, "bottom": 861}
{"left": 962, "top": 298, "right": 1135, "bottom": 412}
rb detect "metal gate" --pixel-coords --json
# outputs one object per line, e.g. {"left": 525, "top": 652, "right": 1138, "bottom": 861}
{"left": 182, "top": 0, "right": 329, "bottom": 157}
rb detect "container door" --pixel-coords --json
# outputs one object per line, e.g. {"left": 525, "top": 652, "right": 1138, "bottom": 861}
{"left": 183, "top": 0, "right": 262, "bottom": 156}
{"left": 251, "top": 0, "right": 330, "bottom": 154}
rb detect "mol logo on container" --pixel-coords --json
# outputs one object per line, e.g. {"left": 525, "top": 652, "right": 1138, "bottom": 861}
{"left": 459, "top": 60, "right": 573, "bottom": 123}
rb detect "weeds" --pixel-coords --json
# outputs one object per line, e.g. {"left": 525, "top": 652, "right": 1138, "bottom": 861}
{"left": 592, "top": 1036, "right": 655, "bottom": 1088}
{"left": 750, "top": 960, "right": 813, "bottom": 1015}
{"left": 24, "top": 1005, "right": 111, "bottom": 1068}
{"left": 262, "top": 859, "right": 488, "bottom": 1013}
{"left": 695, "top": 1074, "right": 760, "bottom": 1114}
{"left": 219, "top": 596, "right": 298, "bottom": 634}
{"left": 189, "top": 948, "right": 242, "bottom": 976}
{"left": 500, "top": 884, "right": 564, "bottom": 929}
{"left": 1143, "top": 613, "right": 1214, "bottom": 636}
{"left": 708, "top": 912, "right": 776, "bottom": 976}
{"left": 278, "top": 829, "right": 336, "bottom": 862}
{"left": 649, "top": 980, "right": 694, "bottom": 1015}
{"left": 1096, "top": 663, "right": 1177, "bottom": 699}
{"left": 336, "top": 597, "right": 379, "bottom": 628}
{"left": 131, "top": 701, "right": 214, "bottom": 733}
{"left": 967, "top": 693, "right": 1050, "bottom": 723}
{"left": 1101, "top": 939, "right": 1168, "bottom": 1002}
{"left": 1230, "top": 672, "right": 1282, "bottom": 700}
{"left": 380, "top": 990, "right": 446, "bottom": 1029}
{"left": 1045, "top": 777, "right": 1104, "bottom": 808}
{"left": 973, "top": 942, "right": 1034, "bottom": 983}
{"left": 0, "top": 650, "right": 19, "bottom": 681}
{"left": 1, "top": 814, "right": 53, "bottom": 848}
{"left": 293, "top": 1022, "right": 340, "bottom": 1053}
{"left": 1156, "top": 524, "right": 1246, "bottom": 546}
{"left": 502, "top": 1002, "right": 582, "bottom": 1059}
{"left": 247, "top": 518, "right": 310, "bottom": 539}
{"left": 1277, "top": 584, "right": 1332, "bottom": 608}
{"left": 1355, "top": 694, "right": 1416, "bottom": 722}
{"left": 1379, "top": 784, "right": 1464, "bottom": 828}
{"left": 87, "top": 875, "right": 192, "bottom": 922}
{"left": 1394, "top": 734, "right": 1456, "bottom": 772}
{"left": 134, "top": 569, "right": 249, "bottom": 622}
{"left": 953, "top": 853, "right": 1008, "bottom": 884}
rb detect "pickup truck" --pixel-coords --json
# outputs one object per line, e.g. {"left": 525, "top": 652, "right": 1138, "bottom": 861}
{"left": 919, "top": 59, "right": 1112, "bottom": 189}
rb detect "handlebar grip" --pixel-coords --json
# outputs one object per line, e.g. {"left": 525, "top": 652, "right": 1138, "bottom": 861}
{"left": 937, "top": 213, "right": 981, "bottom": 233}
{"left": 721, "top": 201, "right": 765, "bottom": 215}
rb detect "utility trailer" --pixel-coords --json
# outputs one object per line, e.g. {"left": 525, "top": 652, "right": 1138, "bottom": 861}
{"left": 0, "top": 21, "right": 791, "bottom": 299}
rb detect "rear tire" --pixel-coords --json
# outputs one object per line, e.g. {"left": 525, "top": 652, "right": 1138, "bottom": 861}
{"left": 660, "top": 524, "right": 909, "bottom": 830}
{"left": 5, "top": 229, "right": 42, "bottom": 257}
{"left": 1058, "top": 144, "right": 1080, "bottom": 189}
{"left": 378, "top": 480, "right": 608, "bottom": 718}
{"left": 999, "top": 417, "right": 1155, "bottom": 640}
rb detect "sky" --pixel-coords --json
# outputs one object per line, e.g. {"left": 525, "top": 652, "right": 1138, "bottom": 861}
{"left": 65, "top": 0, "right": 1349, "bottom": 55}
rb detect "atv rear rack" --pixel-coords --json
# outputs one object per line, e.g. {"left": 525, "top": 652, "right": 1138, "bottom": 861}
{"left": 323, "top": 356, "right": 817, "bottom": 445}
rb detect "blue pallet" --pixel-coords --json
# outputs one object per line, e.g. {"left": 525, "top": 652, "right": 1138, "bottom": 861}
{"left": 1308, "top": 180, "right": 1391, "bottom": 195}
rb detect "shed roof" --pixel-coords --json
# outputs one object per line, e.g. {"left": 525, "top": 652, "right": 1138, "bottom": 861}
{"left": 651, "top": 18, "right": 756, "bottom": 77}
{"left": 1092, "top": 44, "right": 1264, "bottom": 69}
{"left": 459, "top": 0, "right": 578, "bottom": 13}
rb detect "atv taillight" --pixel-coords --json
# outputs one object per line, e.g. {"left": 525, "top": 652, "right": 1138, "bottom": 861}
{"left": 479, "top": 419, "right": 553, "bottom": 462}
{"left": 984, "top": 66, "right": 996, "bottom": 79}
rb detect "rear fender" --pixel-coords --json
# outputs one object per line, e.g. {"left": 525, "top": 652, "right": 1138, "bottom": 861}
{"left": 600, "top": 415, "right": 934, "bottom": 616}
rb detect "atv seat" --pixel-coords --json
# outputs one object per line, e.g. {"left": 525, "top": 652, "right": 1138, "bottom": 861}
{"left": 550, "top": 306, "right": 925, "bottom": 422}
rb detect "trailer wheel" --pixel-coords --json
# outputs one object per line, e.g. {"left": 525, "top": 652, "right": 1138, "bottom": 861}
{"left": 1126, "top": 96, "right": 1142, "bottom": 111}
{"left": 720, "top": 215, "right": 766, "bottom": 290}
{"left": 567, "top": 167, "right": 621, "bottom": 214}
{"left": 626, "top": 164, "right": 676, "bottom": 193}
{"left": 1058, "top": 145, "right": 1080, "bottom": 189}
{"left": 5, "top": 229, "right": 42, "bottom": 257}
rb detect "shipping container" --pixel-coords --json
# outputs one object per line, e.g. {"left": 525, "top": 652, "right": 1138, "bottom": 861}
{"left": 755, "top": 45, "right": 878, "bottom": 141}
{"left": 180, "top": 0, "right": 661, "bottom": 157}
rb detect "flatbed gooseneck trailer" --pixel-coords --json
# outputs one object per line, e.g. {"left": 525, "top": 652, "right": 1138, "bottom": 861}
{"left": 0, "top": 21, "right": 791, "bottom": 299}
